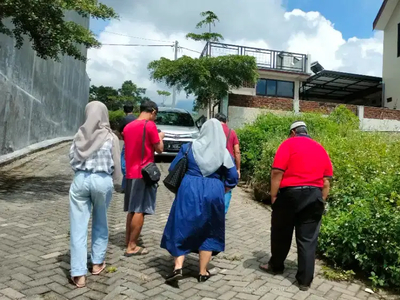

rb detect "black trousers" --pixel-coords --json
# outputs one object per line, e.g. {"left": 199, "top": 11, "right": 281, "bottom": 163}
{"left": 268, "top": 187, "right": 325, "bottom": 286}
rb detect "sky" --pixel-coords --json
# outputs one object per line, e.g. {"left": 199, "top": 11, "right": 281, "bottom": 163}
{"left": 87, "top": 0, "right": 384, "bottom": 109}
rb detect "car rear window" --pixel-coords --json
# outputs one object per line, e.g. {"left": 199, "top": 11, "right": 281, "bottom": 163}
{"left": 156, "top": 111, "right": 195, "bottom": 127}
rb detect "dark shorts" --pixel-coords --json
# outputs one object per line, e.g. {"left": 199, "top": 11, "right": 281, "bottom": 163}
{"left": 124, "top": 179, "right": 157, "bottom": 215}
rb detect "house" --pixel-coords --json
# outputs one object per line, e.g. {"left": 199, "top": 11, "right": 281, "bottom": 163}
{"left": 199, "top": 42, "right": 311, "bottom": 122}
{"left": 198, "top": 42, "right": 387, "bottom": 129}
{"left": 373, "top": 0, "right": 400, "bottom": 109}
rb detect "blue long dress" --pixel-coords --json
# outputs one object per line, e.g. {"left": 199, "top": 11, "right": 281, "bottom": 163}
{"left": 160, "top": 143, "right": 239, "bottom": 257}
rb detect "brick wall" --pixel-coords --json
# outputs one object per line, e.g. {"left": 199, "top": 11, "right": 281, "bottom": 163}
{"left": 228, "top": 93, "right": 400, "bottom": 121}
{"left": 364, "top": 107, "right": 400, "bottom": 120}
{"left": 299, "top": 100, "right": 357, "bottom": 115}
{"left": 229, "top": 94, "right": 293, "bottom": 111}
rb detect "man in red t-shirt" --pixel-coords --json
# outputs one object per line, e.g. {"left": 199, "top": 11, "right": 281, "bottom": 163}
{"left": 215, "top": 113, "right": 240, "bottom": 216}
{"left": 123, "top": 100, "right": 164, "bottom": 256}
{"left": 259, "top": 121, "right": 333, "bottom": 291}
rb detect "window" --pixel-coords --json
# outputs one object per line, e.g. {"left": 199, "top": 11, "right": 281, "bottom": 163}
{"left": 266, "top": 80, "right": 277, "bottom": 96}
{"left": 398, "top": 23, "right": 400, "bottom": 57}
{"left": 256, "top": 79, "right": 294, "bottom": 98}
{"left": 156, "top": 111, "right": 195, "bottom": 127}
{"left": 256, "top": 79, "right": 266, "bottom": 95}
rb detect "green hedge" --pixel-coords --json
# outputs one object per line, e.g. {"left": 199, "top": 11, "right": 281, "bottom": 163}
{"left": 237, "top": 105, "right": 400, "bottom": 287}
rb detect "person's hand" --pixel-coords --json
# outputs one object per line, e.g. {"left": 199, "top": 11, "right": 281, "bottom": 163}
{"left": 159, "top": 132, "right": 165, "bottom": 140}
{"left": 271, "top": 195, "right": 277, "bottom": 205}
{"left": 237, "top": 169, "right": 241, "bottom": 179}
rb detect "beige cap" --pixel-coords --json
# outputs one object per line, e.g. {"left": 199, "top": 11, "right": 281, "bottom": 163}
{"left": 290, "top": 121, "right": 307, "bottom": 131}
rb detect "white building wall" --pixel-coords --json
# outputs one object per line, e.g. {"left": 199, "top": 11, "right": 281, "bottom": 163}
{"left": 383, "top": 1, "right": 400, "bottom": 109}
{"left": 228, "top": 106, "right": 293, "bottom": 129}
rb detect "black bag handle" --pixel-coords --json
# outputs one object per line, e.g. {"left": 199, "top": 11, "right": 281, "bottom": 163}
{"left": 141, "top": 120, "right": 149, "bottom": 166}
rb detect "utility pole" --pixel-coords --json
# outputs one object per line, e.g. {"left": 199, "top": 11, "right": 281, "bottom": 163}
{"left": 171, "top": 40, "right": 178, "bottom": 108}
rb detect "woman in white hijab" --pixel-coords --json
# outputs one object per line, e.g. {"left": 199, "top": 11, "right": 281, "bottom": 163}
{"left": 68, "top": 101, "right": 122, "bottom": 288}
{"left": 161, "top": 118, "right": 239, "bottom": 283}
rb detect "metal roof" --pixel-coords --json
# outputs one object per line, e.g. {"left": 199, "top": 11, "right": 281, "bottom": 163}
{"left": 300, "top": 70, "right": 382, "bottom": 102}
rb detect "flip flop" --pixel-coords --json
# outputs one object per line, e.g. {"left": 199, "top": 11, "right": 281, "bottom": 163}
{"left": 92, "top": 262, "right": 106, "bottom": 275}
{"left": 124, "top": 247, "right": 149, "bottom": 257}
{"left": 71, "top": 276, "right": 86, "bottom": 288}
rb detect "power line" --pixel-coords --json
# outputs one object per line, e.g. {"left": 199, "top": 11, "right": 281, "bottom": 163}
{"left": 102, "top": 31, "right": 173, "bottom": 43}
{"left": 179, "top": 46, "right": 201, "bottom": 54}
{"left": 101, "top": 43, "right": 174, "bottom": 47}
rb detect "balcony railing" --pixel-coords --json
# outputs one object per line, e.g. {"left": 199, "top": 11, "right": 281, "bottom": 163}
{"left": 200, "top": 42, "right": 308, "bottom": 74}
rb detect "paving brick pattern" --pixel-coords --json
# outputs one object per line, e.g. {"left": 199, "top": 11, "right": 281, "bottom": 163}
{"left": 0, "top": 143, "right": 393, "bottom": 299}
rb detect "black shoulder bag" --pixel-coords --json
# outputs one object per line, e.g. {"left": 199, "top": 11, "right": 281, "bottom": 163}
{"left": 141, "top": 121, "right": 161, "bottom": 186}
{"left": 163, "top": 143, "right": 192, "bottom": 194}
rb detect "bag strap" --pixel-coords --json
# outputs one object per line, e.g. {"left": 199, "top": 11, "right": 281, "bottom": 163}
{"left": 141, "top": 120, "right": 149, "bottom": 165}
{"left": 184, "top": 143, "right": 192, "bottom": 157}
{"left": 226, "top": 129, "right": 232, "bottom": 147}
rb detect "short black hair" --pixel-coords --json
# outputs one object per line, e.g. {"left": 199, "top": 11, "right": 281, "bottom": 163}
{"left": 215, "top": 113, "right": 227, "bottom": 123}
{"left": 123, "top": 102, "right": 134, "bottom": 113}
{"left": 293, "top": 126, "right": 308, "bottom": 135}
{"left": 140, "top": 100, "right": 158, "bottom": 113}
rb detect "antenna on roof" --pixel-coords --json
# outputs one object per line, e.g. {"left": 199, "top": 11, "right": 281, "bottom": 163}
{"left": 310, "top": 61, "right": 324, "bottom": 74}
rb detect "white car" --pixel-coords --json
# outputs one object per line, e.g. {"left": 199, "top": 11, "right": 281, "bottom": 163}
{"left": 155, "top": 107, "right": 206, "bottom": 156}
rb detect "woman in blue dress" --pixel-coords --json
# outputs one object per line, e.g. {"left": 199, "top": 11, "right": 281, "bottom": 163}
{"left": 160, "top": 118, "right": 239, "bottom": 283}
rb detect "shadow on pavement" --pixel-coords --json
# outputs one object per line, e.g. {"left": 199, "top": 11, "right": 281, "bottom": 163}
{"left": 0, "top": 174, "right": 72, "bottom": 201}
{"left": 244, "top": 250, "right": 298, "bottom": 280}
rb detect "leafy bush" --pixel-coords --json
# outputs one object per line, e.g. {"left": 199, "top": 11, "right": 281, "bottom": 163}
{"left": 237, "top": 105, "right": 400, "bottom": 287}
{"left": 109, "top": 110, "right": 125, "bottom": 131}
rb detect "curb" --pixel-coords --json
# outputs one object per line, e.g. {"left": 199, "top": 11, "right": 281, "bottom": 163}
{"left": 0, "top": 137, "right": 73, "bottom": 167}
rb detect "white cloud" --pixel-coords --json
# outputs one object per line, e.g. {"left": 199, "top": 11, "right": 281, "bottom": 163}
{"left": 87, "top": 0, "right": 383, "bottom": 105}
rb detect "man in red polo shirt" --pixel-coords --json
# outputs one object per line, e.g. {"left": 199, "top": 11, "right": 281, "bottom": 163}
{"left": 259, "top": 121, "right": 333, "bottom": 291}
{"left": 215, "top": 113, "right": 240, "bottom": 215}
{"left": 123, "top": 100, "right": 164, "bottom": 256}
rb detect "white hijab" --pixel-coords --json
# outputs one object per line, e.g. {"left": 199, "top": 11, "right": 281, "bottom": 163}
{"left": 192, "top": 118, "right": 235, "bottom": 177}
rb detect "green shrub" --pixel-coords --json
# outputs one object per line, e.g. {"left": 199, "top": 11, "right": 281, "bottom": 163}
{"left": 237, "top": 105, "right": 400, "bottom": 287}
{"left": 320, "top": 198, "right": 400, "bottom": 287}
{"left": 109, "top": 110, "right": 125, "bottom": 131}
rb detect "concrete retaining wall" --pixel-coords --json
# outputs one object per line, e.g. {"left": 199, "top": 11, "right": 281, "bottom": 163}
{"left": 0, "top": 11, "right": 90, "bottom": 156}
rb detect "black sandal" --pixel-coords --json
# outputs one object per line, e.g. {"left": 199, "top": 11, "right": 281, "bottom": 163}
{"left": 165, "top": 268, "right": 183, "bottom": 282}
{"left": 197, "top": 270, "right": 211, "bottom": 282}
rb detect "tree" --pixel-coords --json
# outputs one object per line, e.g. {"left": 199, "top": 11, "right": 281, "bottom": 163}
{"left": 0, "top": 0, "right": 118, "bottom": 62}
{"left": 90, "top": 80, "right": 148, "bottom": 111}
{"left": 148, "top": 11, "right": 258, "bottom": 110}
{"left": 185, "top": 11, "right": 223, "bottom": 42}
{"left": 157, "top": 90, "right": 171, "bottom": 106}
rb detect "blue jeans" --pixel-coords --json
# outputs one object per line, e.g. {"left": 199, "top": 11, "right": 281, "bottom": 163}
{"left": 121, "top": 145, "right": 126, "bottom": 190}
{"left": 69, "top": 171, "right": 113, "bottom": 277}
{"left": 224, "top": 190, "right": 232, "bottom": 215}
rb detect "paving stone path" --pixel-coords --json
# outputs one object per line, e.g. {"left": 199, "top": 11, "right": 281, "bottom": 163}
{"left": 0, "top": 143, "right": 390, "bottom": 300}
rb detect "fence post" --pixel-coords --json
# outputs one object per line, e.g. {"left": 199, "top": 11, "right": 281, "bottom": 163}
{"left": 357, "top": 105, "right": 364, "bottom": 130}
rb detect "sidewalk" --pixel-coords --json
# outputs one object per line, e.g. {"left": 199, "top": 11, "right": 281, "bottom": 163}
{"left": 0, "top": 143, "right": 380, "bottom": 300}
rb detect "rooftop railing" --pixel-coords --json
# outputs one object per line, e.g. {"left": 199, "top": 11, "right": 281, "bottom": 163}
{"left": 200, "top": 42, "right": 308, "bottom": 74}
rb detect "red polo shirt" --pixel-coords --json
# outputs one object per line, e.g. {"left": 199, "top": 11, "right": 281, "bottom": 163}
{"left": 272, "top": 135, "right": 333, "bottom": 188}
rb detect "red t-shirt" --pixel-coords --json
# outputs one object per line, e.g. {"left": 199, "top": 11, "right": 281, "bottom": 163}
{"left": 222, "top": 123, "right": 239, "bottom": 157}
{"left": 123, "top": 119, "right": 160, "bottom": 179}
{"left": 272, "top": 135, "right": 333, "bottom": 188}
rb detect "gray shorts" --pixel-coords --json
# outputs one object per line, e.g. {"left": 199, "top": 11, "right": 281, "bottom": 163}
{"left": 124, "top": 179, "right": 157, "bottom": 214}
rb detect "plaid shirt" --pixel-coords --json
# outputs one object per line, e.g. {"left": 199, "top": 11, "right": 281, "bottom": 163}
{"left": 69, "top": 139, "right": 114, "bottom": 175}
